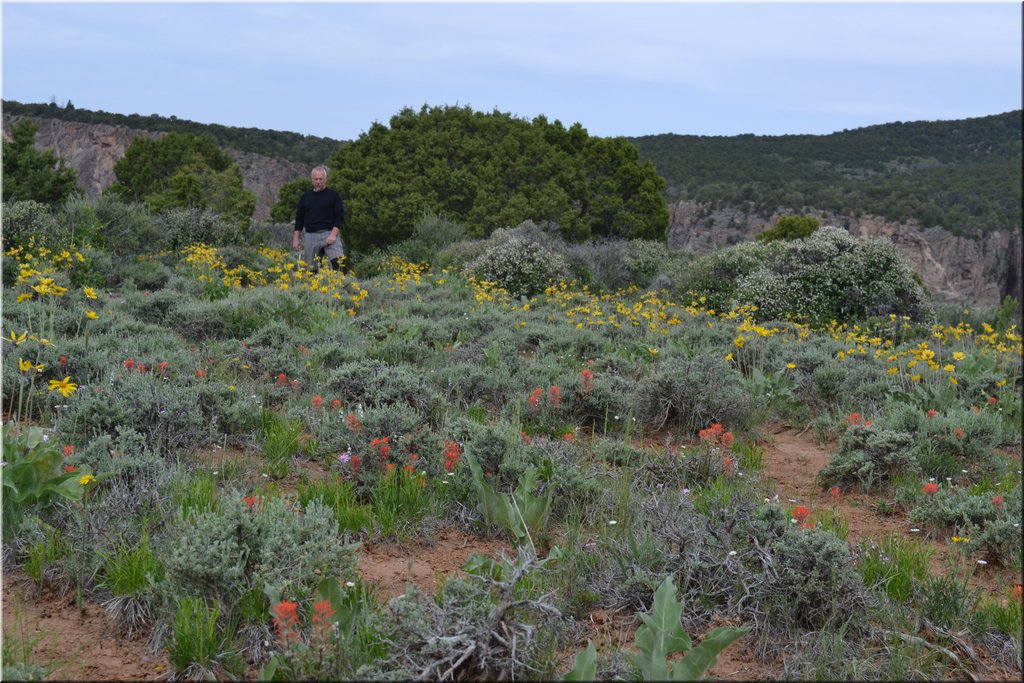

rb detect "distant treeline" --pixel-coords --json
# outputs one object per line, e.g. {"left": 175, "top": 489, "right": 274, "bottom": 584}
{"left": 628, "top": 111, "right": 1022, "bottom": 236}
{"left": 2, "top": 99, "right": 344, "bottom": 166}
{"left": 5, "top": 99, "right": 1020, "bottom": 236}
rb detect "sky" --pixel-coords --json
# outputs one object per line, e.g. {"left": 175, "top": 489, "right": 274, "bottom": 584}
{"left": 2, "top": 1, "right": 1021, "bottom": 142}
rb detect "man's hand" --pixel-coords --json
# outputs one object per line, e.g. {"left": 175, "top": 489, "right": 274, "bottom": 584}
{"left": 325, "top": 228, "right": 338, "bottom": 246}
{"left": 292, "top": 234, "right": 302, "bottom": 251}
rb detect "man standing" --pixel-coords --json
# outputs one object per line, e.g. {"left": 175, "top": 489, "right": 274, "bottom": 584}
{"left": 293, "top": 165, "right": 345, "bottom": 272}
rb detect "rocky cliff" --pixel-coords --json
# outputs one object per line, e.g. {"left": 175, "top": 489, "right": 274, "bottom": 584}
{"left": 2, "top": 115, "right": 307, "bottom": 222}
{"left": 668, "top": 201, "right": 1021, "bottom": 308}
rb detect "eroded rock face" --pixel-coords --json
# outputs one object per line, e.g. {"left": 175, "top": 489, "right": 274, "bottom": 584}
{"left": 2, "top": 115, "right": 307, "bottom": 222}
{"left": 667, "top": 201, "right": 1021, "bottom": 308}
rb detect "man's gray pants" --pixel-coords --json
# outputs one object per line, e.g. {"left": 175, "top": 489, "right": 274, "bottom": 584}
{"left": 301, "top": 230, "right": 345, "bottom": 271}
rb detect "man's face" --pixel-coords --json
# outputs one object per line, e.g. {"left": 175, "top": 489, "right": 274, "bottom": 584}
{"left": 311, "top": 172, "right": 327, "bottom": 192}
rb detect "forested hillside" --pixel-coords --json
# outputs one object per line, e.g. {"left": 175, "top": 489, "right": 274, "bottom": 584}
{"left": 2, "top": 100, "right": 342, "bottom": 166}
{"left": 629, "top": 111, "right": 1022, "bottom": 236}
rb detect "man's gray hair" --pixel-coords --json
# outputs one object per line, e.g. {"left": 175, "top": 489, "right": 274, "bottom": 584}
{"left": 311, "top": 165, "right": 329, "bottom": 177}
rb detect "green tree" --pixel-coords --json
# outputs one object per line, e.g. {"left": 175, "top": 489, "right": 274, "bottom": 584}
{"left": 756, "top": 214, "right": 821, "bottom": 242}
{"left": 326, "top": 104, "right": 668, "bottom": 253}
{"left": 2, "top": 118, "right": 80, "bottom": 205}
{"left": 269, "top": 177, "right": 311, "bottom": 223}
{"left": 106, "top": 132, "right": 255, "bottom": 230}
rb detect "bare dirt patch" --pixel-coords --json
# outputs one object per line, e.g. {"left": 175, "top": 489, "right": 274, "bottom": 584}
{"left": 358, "top": 526, "right": 514, "bottom": 599}
{"left": 2, "top": 571, "right": 169, "bottom": 681}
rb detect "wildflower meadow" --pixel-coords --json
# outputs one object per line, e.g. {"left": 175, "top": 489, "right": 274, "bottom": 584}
{"left": 2, "top": 207, "right": 1022, "bottom": 681}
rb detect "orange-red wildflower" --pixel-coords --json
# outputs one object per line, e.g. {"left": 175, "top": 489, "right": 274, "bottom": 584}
{"left": 547, "top": 385, "right": 562, "bottom": 408}
{"left": 527, "top": 387, "right": 544, "bottom": 409}
{"left": 444, "top": 441, "right": 462, "bottom": 472}
{"left": 579, "top": 369, "right": 594, "bottom": 394}
{"left": 272, "top": 600, "right": 300, "bottom": 643}
{"left": 923, "top": 482, "right": 939, "bottom": 495}
{"left": 311, "top": 599, "right": 334, "bottom": 631}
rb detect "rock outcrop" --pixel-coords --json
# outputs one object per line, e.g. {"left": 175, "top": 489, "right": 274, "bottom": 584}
{"left": 667, "top": 201, "right": 1022, "bottom": 308}
{"left": 2, "top": 115, "right": 307, "bottom": 222}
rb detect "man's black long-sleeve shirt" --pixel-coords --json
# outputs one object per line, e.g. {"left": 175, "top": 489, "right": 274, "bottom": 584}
{"left": 295, "top": 188, "right": 345, "bottom": 233}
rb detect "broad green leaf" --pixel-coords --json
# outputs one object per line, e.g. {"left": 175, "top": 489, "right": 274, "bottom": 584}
{"left": 673, "top": 625, "right": 749, "bottom": 681}
{"left": 562, "top": 640, "right": 596, "bottom": 681}
{"left": 635, "top": 575, "right": 691, "bottom": 680}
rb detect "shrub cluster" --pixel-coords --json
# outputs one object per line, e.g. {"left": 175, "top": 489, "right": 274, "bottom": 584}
{"left": 463, "top": 225, "right": 571, "bottom": 297}
{"left": 678, "top": 226, "right": 934, "bottom": 324}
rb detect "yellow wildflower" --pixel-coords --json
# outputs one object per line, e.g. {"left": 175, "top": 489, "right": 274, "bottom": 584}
{"left": 47, "top": 376, "right": 78, "bottom": 398}
{"left": 786, "top": 363, "right": 796, "bottom": 370}
{"left": 18, "top": 358, "right": 34, "bottom": 372}
{"left": 83, "top": 287, "right": 97, "bottom": 299}
{"left": 79, "top": 474, "right": 96, "bottom": 486}
{"left": 85, "top": 311, "right": 99, "bottom": 320}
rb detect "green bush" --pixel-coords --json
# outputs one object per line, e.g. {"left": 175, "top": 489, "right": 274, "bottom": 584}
{"left": 755, "top": 214, "right": 821, "bottom": 242}
{"left": 157, "top": 207, "right": 244, "bottom": 250}
{"left": 119, "top": 259, "right": 176, "bottom": 293}
{"left": 633, "top": 355, "right": 757, "bottom": 434}
{"left": 766, "top": 526, "right": 868, "bottom": 630}
{"left": 392, "top": 213, "right": 469, "bottom": 266}
{"left": 463, "top": 230, "right": 571, "bottom": 297}
{"left": 165, "top": 494, "right": 359, "bottom": 609}
{"left": 817, "top": 424, "right": 917, "bottom": 492}
{"left": 678, "top": 227, "right": 933, "bottom": 324}
{"left": 1, "top": 200, "right": 66, "bottom": 249}
{"left": 124, "top": 287, "right": 181, "bottom": 323}
{"left": 566, "top": 238, "right": 679, "bottom": 292}
{"left": 165, "top": 298, "right": 234, "bottom": 340}
{"left": 324, "top": 360, "right": 440, "bottom": 416}
{"left": 58, "top": 370, "right": 210, "bottom": 454}
{"left": 437, "top": 361, "right": 514, "bottom": 410}
{"left": 673, "top": 241, "right": 774, "bottom": 312}
{"left": 90, "top": 196, "right": 162, "bottom": 255}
